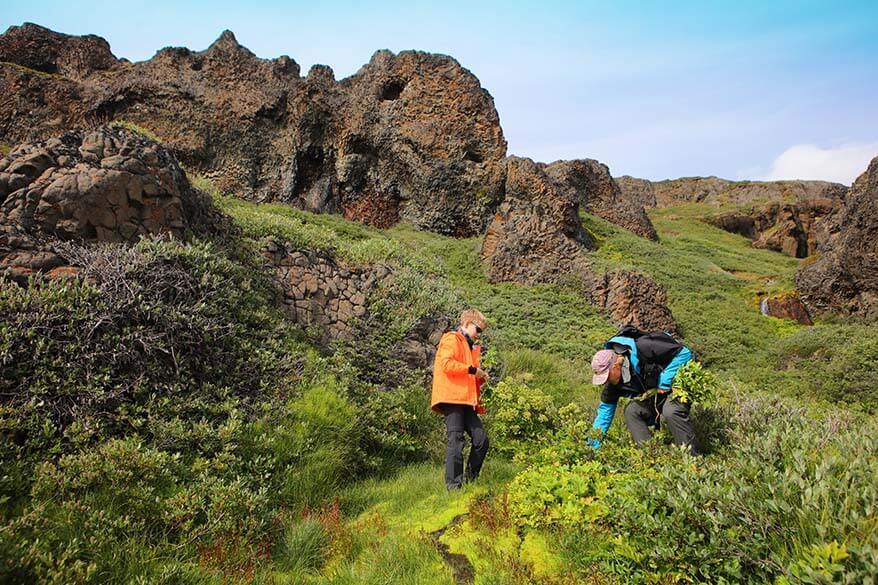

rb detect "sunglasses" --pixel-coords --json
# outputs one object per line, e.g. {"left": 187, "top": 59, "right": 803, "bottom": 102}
{"left": 471, "top": 323, "right": 483, "bottom": 334}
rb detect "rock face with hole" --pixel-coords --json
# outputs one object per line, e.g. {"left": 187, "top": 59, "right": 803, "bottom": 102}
{"left": 0, "top": 25, "right": 508, "bottom": 237}
{"left": 706, "top": 198, "right": 840, "bottom": 258}
{"left": 0, "top": 125, "right": 222, "bottom": 282}
{"left": 544, "top": 159, "right": 657, "bottom": 240}
{"left": 796, "top": 156, "right": 878, "bottom": 318}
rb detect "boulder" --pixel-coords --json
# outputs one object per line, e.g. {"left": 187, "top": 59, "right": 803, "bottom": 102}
{"left": 760, "top": 294, "right": 813, "bottom": 325}
{"left": 0, "top": 125, "right": 224, "bottom": 282}
{"left": 592, "top": 270, "right": 678, "bottom": 334}
{"left": 481, "top": 156, "right": 594, "bottom": 285}
{"left": 796, "top": 156, "right": 878, "bottom": 318}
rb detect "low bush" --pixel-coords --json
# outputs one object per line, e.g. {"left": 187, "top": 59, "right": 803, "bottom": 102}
{"left": 484, "top": 378, "right": 557, "bottom": 457}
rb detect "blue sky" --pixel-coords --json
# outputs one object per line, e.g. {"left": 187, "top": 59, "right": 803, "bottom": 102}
{"left": 3, "top": 0, "right": 877, "bottom": 183}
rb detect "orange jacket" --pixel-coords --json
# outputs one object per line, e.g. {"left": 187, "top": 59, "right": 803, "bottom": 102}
{"left": 431, "top": 330, "right": 484, "bottom": 414}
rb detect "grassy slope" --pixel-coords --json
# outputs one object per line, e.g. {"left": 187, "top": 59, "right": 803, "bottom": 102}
{"left": 192, "top": 195, "right": 878, "bottom": 583}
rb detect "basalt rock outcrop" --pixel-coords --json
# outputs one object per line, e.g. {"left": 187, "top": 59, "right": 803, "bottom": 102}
{"left": 481, "top": 157, "right": 676, "bottom": 332}
{"left": 592, "top": 270, "right": 678, "bottom": 334}
{"left": 616, "top": 175, "right": 848, "bottom": 208}
{"left": 796, "top": 156, "right": 878, "bottom": 318}
{"left": 613, "top": 175, "right": 656, "bottom": 208}
{"left": 706, "top": 198, "right": 840, "bottom": 258}
{"left": 0, "top": 24, "right": 507, "bottom": 236}
{"left": 0, "top": 125, "right": 223, "bottom": 282}
{"left": 481, "top": 157, "right": 594, "bottom": 285}
{"left": 0, "top": 22, "right": 119, "bottom": 80}
{"left": 544, "top": 159, "right": 657, "bottom": 240}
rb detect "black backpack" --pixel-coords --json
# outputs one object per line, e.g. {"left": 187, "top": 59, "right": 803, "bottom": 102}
{"left": 614, "top": 325, "right": 685, "bottom": 389}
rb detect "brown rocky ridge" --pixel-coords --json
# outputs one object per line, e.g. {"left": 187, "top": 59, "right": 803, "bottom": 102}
{"left": 0, "top": 23, "right": 507, "bottom": 237}
{"left": 705, "top": 198, "right": 839, "bottom": 258}
{"left": 796, "top": 156, "right": 878, "bottom": 319}
{"left": 616, "top": 175, "right": 848, "bottom": 208}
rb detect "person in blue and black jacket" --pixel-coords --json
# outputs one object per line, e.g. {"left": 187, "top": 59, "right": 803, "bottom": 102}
{"left": 589, "top": 325, "right": 701, "bottom": 455}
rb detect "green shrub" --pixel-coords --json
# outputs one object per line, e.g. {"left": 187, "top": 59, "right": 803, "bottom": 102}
{"left": 771, "top": 324, "right": 878, "bottom": 408}
{"left": 484, "top": 378, "right": 557, "bottom": 457}
{"left": 508, "top": 460, "right": 609, "bottom": 528}
{"left": 671, "top": 360, "right": 718, "bottom": 406}
{"left": 590, "top": 396, "right": 878, "bottom": 583}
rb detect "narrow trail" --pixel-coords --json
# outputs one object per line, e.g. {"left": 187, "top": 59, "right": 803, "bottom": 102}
{"left": 428, "top": 514, "right": 475, "bottom": 585}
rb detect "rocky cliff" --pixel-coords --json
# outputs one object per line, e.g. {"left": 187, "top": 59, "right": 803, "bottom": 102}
{"left": 796, "top": 156, "right": 878, "bottom": 318}
{"left": 1, "top": 23, "right": 507, "bottom": 236}
{"left": 481, "top": 157, "right": 676, "bottom": 332}
{"left": 705, "top": 198, "right": 839, "bottom": 258}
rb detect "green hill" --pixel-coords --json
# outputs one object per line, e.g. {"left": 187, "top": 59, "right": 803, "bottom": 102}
{"left": 2, "top": 189, "right": 876, "bottom": 584}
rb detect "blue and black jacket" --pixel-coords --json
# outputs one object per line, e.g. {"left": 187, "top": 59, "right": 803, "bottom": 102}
{"left": 592, "top": 325, "right": 692, "bottom": 438}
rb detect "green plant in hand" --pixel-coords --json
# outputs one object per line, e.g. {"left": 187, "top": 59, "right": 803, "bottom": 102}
{"left": 671, "top": 360, "right": 717, "bottom": 406}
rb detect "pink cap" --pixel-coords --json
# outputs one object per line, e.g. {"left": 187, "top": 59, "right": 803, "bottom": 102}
{"left": 591, "top": 349, "right": 616, "bottom": 385}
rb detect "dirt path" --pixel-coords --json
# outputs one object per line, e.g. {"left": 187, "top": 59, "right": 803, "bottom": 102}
{"left": 428, "top": 514, "right": 475, "bottom": 584}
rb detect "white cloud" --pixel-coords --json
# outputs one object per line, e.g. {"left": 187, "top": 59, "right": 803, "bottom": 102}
{"left": 763, "top": 143, "right": 878, "bottom": 185}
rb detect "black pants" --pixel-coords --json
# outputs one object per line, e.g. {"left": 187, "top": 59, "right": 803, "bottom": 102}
{"left": 624, "top": 394, "right": 701, "bottom": 455}
{"left": 440, "top": 404, "right": 489, "bottom": 489}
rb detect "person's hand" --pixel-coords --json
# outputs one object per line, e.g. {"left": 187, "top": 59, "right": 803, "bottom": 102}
{"left": 475, "top": 368, "right": 489, "bottom": 383}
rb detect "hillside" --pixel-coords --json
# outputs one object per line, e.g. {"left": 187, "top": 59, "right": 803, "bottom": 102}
{"left": 2, "top": 21, "right": 878, "bottom": 585}
{"left": 3, "top": 178, "right": 877, "bottom": 583}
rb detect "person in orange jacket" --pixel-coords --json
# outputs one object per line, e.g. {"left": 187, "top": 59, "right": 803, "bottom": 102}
{"left": 431, "top": 309, "right": 490, "bottom": 490}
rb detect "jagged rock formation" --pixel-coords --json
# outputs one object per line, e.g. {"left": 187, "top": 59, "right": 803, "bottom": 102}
{"left": 0, "top": 23, "right": 507, "bottom": 236}
{"left": 0, "top": 125, "right": 222, "bottom": 283}
{"left": 616, "top": 175, "right": 848, "bottom": 208}
{"left": 0, "top": 22, "right": 118, "bottom": 80}
{"left": 544, "top": 159, "right": 657, "bottom": 240}
{"left": 796, "top": 156, "right": 878, "bottom": 318}
{"left": 592, "top": 270, "right": 678, "bottom": 334}
{"left": 481, "top": 157, "right": 594, "bottom": 284}
{"left": 481, "top": 157, "right": 676, "bottom": 331}
{"left": 706, "top": 198, "right": 839, "bottom": 258}
{"left": 613, "top": 175, "right": 656, "bottom": 208}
